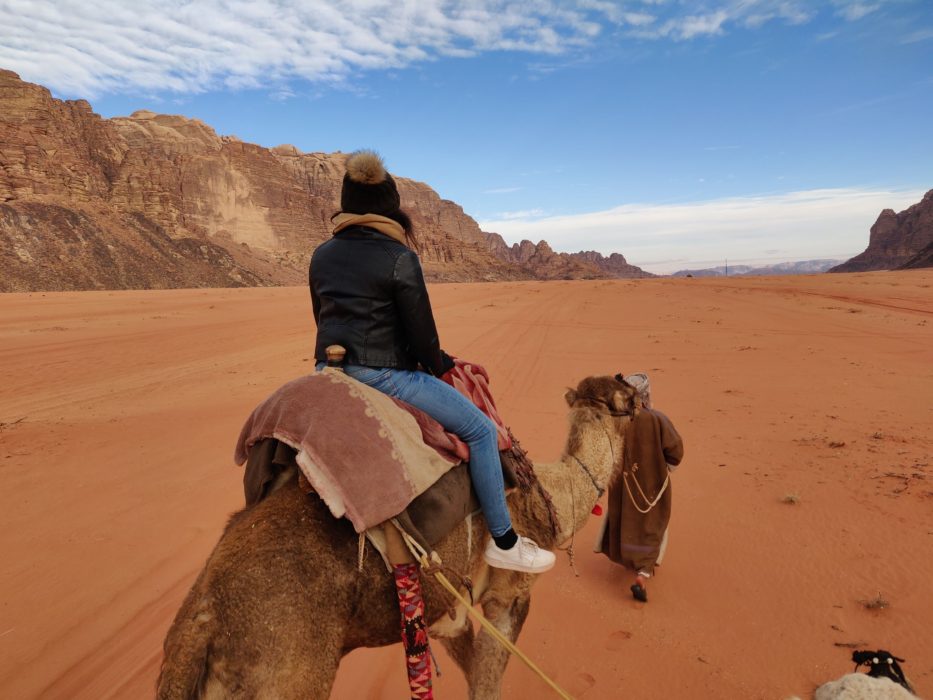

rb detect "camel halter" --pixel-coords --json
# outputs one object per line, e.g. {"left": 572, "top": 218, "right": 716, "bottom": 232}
{"left": 559, "top": 415, "right": 621, "bottom": 576}
{"left": 569, "top": 454, "right": 605, "bottom": 498}
{"left": 571, "top": 397, "right": 668, "bottom": 514}
{"left": 564, "top": 392, "right": 631, "bottom": 501}
{"left": 566, "top": 397, "right": 627, "bottom": 500}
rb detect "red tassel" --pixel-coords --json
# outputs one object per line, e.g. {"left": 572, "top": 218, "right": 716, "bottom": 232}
{"left": 591, "top": 504, "right": 603, "bottom": 516}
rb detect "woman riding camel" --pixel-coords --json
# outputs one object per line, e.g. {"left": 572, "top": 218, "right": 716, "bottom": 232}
{"left": 309, "top": 149, "right": 555, "bottom": 575}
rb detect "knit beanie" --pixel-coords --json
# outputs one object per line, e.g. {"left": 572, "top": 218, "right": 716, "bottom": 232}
{"left": 340, "top": 150, "right": 401, "bottom": 217}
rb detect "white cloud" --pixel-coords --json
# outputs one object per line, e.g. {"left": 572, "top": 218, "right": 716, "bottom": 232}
{"left": 676, "top": 11, "right": 730, "bottom": 39}
{"left": 484, "top": 186, "right": 523, "bottom": 194}
{"left": 631, "top": 1, "right": 815, "bottom": 40}
{"left": 0, "top": 0, "right": 615, "bottom": 96}
{"left": 902, "top": 28, "right": 933, "bottom": 43}
{"left": 833, "top": 1, "right": 882, "bottom": 21}
{"left": 0, "top": 0, "right": 870, "bottom": 97}
{"left": 479, "top": 187, "right": 928, "bottom": 274}
{"left": 497, "top": 208, "right": 548, "bottom": 220}
{"left": 622, "top": 12, "right": 657, "bottom": 27}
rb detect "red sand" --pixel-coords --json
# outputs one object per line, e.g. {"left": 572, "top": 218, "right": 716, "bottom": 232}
{"left": 1, "top": 272, "right": 931, "bottom": 699}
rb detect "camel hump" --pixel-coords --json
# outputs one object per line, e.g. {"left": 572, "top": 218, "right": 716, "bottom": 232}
{"left": 325, "top": 344, "right": 347, "bottom": 369}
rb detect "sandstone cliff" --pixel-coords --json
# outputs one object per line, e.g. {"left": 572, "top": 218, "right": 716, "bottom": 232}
{"left": 830, "top": 190, "right": 933, "bottom": 273}
{"left": 0, "top": 70, "right": 650, "bottom": 291}
{"left": 896, "top": 241, "right": 933, "bottom": 270}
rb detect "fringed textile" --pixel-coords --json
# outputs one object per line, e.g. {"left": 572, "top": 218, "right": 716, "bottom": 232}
{"left": 393, "top": 563, "right": 434, "bottom": 699}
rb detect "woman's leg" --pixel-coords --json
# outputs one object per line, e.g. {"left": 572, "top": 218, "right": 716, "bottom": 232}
{"left": 345, "top": 365, "right": 555, "bottom": 574}
{"left": 345, "top": 366, "right": 513, "bottom": 537}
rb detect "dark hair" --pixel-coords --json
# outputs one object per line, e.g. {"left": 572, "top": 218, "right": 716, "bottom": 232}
{"left": 386, "top": 209, "right": 419, "bottom": 252}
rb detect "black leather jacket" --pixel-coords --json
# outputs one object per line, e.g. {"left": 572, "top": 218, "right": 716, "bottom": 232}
{"left": 309, "top": 226, "right": 453, "bottom": 376}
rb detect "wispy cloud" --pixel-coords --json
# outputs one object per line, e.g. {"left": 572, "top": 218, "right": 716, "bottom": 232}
{"left": 0, "top": 0, "right": 615, "bottom": 97}
{"left": 484, "top": 186, "right": 523, "bottom": 194}
{"left": 620, "top": 0, "right": 906, "bottom": 41}
{"left": 479, "top": 187, "right": 928, "bottom": 274}
{"left": 0, "top": 0, "right": 894, "bottom": 97}
{"left": 833, "top": 1, "right": 883, "bottom": 21}
{"left": 629, "top": 1, "right": 815, "bottom": 40}
{"left": 496, "top": 208, "right": 548, "bottom": 220}
{"left": 902, "top": 28, "right": 933, "bottom": 43}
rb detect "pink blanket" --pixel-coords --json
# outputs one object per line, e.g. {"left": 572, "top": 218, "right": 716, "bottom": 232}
{"left": 445, "top": 358, "right": 512, "bottom": 451}
{"left": 400, "top": 358, "right": 512, "bottom": 463}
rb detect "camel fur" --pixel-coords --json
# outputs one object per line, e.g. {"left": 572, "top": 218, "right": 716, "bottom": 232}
{"left": 156, "top": 375, "right": 637, "bottom": 700}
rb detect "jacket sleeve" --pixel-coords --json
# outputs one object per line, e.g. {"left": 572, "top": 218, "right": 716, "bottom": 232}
{"left": 309, "top": 262, "right": 321, "bottom": 325}
{"left": 393, "top": 250, "right": 450, "bottom": 376}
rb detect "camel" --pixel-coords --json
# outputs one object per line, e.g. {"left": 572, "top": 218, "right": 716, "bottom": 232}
{"left": 156, "top": 374, "right": 638, "bottom": 699}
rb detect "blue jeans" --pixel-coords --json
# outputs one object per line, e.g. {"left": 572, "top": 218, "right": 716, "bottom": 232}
{"left": 335, "top": 364, "right": 514, "bottom": 537}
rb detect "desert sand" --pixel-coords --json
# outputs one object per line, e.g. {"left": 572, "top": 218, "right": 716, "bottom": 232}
{"left": 1, "top": 272, "right": 931, "bottom": 699}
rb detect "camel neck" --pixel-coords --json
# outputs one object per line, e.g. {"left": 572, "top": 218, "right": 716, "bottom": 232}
{"left": 522, "top": 420, "right": 622, "bottom": 545}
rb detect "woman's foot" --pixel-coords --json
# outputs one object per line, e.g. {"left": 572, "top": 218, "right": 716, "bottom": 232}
{"left": 483, "top": 535, "right": 556, "bottom": 574}
{"left": 631, "top": 574, "right": 648, "bottom": 602}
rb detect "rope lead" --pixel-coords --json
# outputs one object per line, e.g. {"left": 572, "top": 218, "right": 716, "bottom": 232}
{"left": 393, "top": 523, "right": 575, "bottom": 700}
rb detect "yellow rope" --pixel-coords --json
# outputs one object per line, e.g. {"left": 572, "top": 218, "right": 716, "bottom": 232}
{"left": 623, "top": 464, "right": 669, "bottom": 514}
{"left": 357, "top": 533, "right": 366, "bottom": 572}
{"left": 394, "top": 525, "right": 575, "bottom": 700}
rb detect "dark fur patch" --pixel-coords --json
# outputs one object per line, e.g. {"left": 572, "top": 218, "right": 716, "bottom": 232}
{"left": 564, "top": 375, "right": 636, "bottom": 460}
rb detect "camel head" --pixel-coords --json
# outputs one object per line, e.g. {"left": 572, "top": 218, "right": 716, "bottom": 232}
{"left": 531, "top": 375, "right": 639, "bottom": 538}
{"left": 564, "top": 374, "right": 638, "bottom": 418}
{"left": 563, "top": 374, "right": 638, "bottom": 477}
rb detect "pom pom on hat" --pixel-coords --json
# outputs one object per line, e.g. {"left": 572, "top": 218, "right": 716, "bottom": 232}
{"left": 345, "top": 150, "right": 388, "bottom": 185}
{"left": 340, "top": 149, "right": 401, "bottom": 217}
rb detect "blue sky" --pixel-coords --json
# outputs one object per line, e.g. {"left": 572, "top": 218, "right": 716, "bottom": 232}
{"left": 2, "top": 1, "right": 931, "bottom": 273}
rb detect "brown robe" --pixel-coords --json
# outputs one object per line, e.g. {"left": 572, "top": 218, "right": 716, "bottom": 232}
{"left": 598, "top": 408, "right": 684, "bottom": 574}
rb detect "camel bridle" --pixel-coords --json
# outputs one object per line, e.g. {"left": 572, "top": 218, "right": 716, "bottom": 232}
{"left": 566, "top": 395, "right": 631, "bottom": 498}
{"left": 558, "top": 402, "right": 629, "bottom": 575}
{"left": 569, "top": 454, "right": 605, "bottom": 498}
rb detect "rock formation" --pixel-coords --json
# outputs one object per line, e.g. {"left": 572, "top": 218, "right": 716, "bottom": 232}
{"left": 483, "top": 232, "right": 653, "bottom": 280}
{"left": 0, "top": 69, "right": 650, "bottom": 291}
{"left": 830, "top": 190, "right": 933, "bottom": 273}
{"left": 896, "top": 241, "right": 933, "bottom": 270}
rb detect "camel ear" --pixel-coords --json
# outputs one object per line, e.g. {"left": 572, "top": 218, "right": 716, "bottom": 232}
{"left": 610, "top": 390, "right": 628, "bottom": 413}
{"left": 564, "top": 389, "right": 577, "bottom": 406}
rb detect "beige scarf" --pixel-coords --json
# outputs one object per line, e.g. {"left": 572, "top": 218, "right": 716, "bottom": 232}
{"left": 332, "top": 213, "right": 408, "bottom": 247}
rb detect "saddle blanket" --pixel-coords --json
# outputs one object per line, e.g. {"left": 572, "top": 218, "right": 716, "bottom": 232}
{"left": 234, "top": 362, "right": 511, "bottom": 535}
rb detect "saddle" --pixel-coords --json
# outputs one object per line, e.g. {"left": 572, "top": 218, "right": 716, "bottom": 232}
{"left": 234, "top": 363, "right": 550, "bottom": 558}
{"left": 243, "top": 435, "right": 531, "bottom": 555}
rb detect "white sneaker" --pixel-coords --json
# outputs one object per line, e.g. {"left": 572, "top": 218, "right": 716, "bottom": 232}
{"left": 483, "top": 535, "right": 556, "bottom": 574}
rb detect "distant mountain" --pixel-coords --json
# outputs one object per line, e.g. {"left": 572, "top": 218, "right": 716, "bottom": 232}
{"left": 483, "top": 233, "right": 654, "bottom": 280}
{"left": 670, "top": 265, "right": 755, "bottom": 278}
{"left": 0, "top": 69, "right": 651, "bottom": 292}
{"left": 671, "top": 259, "right": 842, "bottom": 277}
{"left": 830, "top": 190, "right": 933, "bottom": 272}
